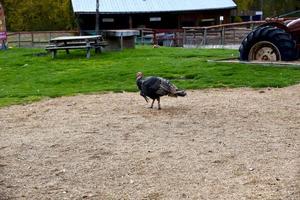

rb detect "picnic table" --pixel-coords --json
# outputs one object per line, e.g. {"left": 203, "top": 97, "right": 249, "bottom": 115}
{"left": 45, "top": 35, "right": 108, "bottom": 58}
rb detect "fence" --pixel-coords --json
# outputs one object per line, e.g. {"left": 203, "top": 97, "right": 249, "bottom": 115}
{"left": 5, "top": 21, "right": 267, "bottom": 49}
{"left": 7, "top": 31, "right": 78, "bottom": 48}
{"left": 137, "top": 21, "right": 266, "bottom": 48}
{"left": 136, "top": 28, "right": 183, "bottom": 47}
{"left": 182, "top": 21, "right": 265, "bottom": 48}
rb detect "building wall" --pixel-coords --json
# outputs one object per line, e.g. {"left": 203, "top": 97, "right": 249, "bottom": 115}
{"left": 77, "top": 9, "right": 233, "bottom": 32}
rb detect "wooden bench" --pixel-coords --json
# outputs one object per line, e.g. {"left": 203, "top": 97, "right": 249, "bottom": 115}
{"left": 45, "top": 35, "right": 109, "bottom": 59}
{"left": 46, "top": 44, "right": 92, "bottom": 58}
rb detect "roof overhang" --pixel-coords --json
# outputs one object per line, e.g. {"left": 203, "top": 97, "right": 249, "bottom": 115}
{"left": 75, "top": 7, "right": 237, "bottom": 15}
{"left": 72, "top": 0, "right": 237, "bottom": 15}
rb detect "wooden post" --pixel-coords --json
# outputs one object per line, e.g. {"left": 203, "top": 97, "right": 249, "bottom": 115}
{"left": 95, "top": 0, "right": 100, "bottom": 35}
{"left": 153, "top": 30, "right": 157, "bottom": 45}
{"left": 251, "top": 22, "right": 255, "bottom": 30}
{"left": 183, "top": 28, "right": 186, "bottom": 46}
{"left": 49, "top": 32, "right": 52, "bottom": 43}
{"left": 120, "top": 32, "right": 123, "bottom": 51}
{"left": 86, "top": 40, "right": 91, "bottom": 58}
{"left": 51, "top": 50, "right": 57, "bottom": 59}
{"left": 18, "top": 32, "right": 21, "bottom": 47}
{"left": 86, "top": 47, "right": 91, "bottom": 59}
{"left": 193, "top": 31, "right": 196, "bottom": 46}
{"left": 31, "top": 32, "right": 34, "bottom": 47}
{"left": 203, "top": 28, "right": 207, "bottom": 46}
{"left": 64, "top": 41, "right": 69, "bottom": 54}
{"left": 221, "top": 26, "right": 225, "bottom": 46}
{"left": 233, "top": 28, "right": 236, "bottom": 44}
{"left": 174, "top": 32, "right": 177, "bottom": 47}
{"left": 141, "top": 30, "right": 144, "bottom": 45}
{"left": 155, "top": 30, "right": 158, "bottom": 45}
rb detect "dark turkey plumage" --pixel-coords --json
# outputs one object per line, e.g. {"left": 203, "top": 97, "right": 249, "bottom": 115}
{"left": 136, "top": 72, "right": 186, "bottom": 109}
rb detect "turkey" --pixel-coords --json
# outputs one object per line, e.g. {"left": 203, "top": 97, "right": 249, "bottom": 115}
{"left": 136, "top": 72, "right": 186, "bottom": 109}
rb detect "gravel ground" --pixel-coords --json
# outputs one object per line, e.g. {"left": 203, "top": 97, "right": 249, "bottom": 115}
{"left": 0, "top": 85, "right": 299, "bottom": 200}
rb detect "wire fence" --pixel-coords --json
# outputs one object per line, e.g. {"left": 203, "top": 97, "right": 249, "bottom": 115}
{"left": 7, "top": 31, "right": 78, "bottom": 48}
{"left": 182, "top": 21, "right": 265, "bottom": 48}
{"left": 136, "top": 21, "right": 266, "bottom": 48}
{"left": 4, "top": 21, "right": 267, "bottom": 49}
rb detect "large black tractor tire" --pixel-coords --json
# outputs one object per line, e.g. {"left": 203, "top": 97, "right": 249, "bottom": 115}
{"left": 239, "top": 26, "right": 297, "bottom": 61}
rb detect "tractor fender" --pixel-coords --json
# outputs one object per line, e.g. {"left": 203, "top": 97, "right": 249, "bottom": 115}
{"left": 287, "top": 18, "right": 300, "bottom": 33}
{"left": 257, "top": 22, "right": 289, "bottom": 32}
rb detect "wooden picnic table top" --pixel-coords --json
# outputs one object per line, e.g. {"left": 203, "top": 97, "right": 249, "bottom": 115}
{"left": 50, "top": 35, "right": 103, "bottom": 42}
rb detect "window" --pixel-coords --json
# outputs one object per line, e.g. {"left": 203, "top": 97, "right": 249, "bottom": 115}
{"left": 102, "top": 18, "right": 114, "bottom": 23}
{"left": 150, "top": 17, "right": 161, "bottom": 22}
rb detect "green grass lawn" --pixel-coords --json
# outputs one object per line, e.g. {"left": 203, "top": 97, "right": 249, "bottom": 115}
{"left": 0, "top": 46, "right": 300, "bottom": 107}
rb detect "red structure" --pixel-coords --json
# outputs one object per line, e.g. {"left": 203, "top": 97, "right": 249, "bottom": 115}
{"left": 0, "top": 2, "right": 7, "bottom": 49}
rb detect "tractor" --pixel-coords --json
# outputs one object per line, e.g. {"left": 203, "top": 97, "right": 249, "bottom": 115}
{"left": 239, "top": 17, "right": 300, "bottom": 62}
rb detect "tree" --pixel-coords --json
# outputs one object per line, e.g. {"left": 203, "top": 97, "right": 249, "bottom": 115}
{"left": 1, "top": 0, "right": 75, "bottom": 31}
{"left": 233, "top": 0, "right": 300, "bottom": 18}
{"left": 234, "top": 0, "right": 255, "bottom": 11}
{"left": 263, "top": 0, "right": 300, "bottom": 17}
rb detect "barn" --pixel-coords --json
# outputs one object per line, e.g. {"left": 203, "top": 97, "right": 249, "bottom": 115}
{"left": 71, "top": 0, "right": 237, "bottom": 33}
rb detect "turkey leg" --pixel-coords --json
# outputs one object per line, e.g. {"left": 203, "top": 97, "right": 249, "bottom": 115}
{"left": 157, "top": 97, "right": 161, "bottom": 110}
{"left": 150, "top": 99, "right": 155, "bottom": 108}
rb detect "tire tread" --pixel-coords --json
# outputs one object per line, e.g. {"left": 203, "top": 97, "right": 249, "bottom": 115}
{"left": 239, "top": 26, "right": 297, "bottom": 61}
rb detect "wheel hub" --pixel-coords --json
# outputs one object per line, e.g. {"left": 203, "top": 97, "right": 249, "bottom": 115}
{"left": 248, "top": 41, "right": 281, "bottom": 62}
{"left": 256, "top": 47, "right": 277, "bottom": 61}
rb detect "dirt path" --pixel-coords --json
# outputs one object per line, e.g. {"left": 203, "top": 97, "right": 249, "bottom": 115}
{"left": 0, "top": 86, "right": 299, "bottom": 200}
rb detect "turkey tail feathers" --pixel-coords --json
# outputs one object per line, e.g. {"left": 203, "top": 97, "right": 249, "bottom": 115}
{"left": 168, "top": 90, "right": 186, "bottom": 97}
{"left": 175, "top": 90, "right": 187, "bottom": 97}
{"left": 160, "top": 79, "right": 186, "bottom": 97}
{"left": 143, "top": 76, "right": 187, "bottom": 97}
